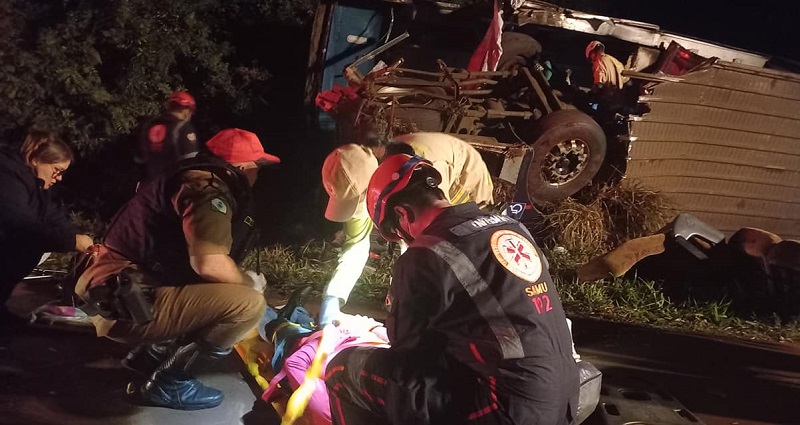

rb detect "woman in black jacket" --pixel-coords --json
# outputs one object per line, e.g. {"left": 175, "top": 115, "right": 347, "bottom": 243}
{"left": 0, "top": 131, "right": 93, "bottom": 316}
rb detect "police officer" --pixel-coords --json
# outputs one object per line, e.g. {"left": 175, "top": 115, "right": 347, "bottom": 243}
{"left": 135, "top": 91, "right": 201, "bottom": 183}
{"left": 76, "top": 128, "right": 280, "bottom": 410}
{"left": 325, "top": 154, "right": 579, "bottom": 424}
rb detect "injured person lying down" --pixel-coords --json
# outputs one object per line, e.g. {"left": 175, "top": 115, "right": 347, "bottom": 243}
{"left": 259, "top": 311, "right": 599, "bottom": 425}
{"left": 261, "top": 312, "right": 390, "bottom": 425}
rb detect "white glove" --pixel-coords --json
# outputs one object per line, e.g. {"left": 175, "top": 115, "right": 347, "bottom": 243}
{"left": 244, "top": 270, "right": 267, "bottom": 293}
{"left": 337, "top": 314, "right": 383, "bottom": 335}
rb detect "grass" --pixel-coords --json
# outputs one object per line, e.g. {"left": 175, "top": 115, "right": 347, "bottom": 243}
{"left": 554, "top": 275, "right": 800, "bottom": 342}
{"left": 240, "top": 240, "right": 800, "bottom": 343}
{"left": 40, "top": 188, "right": 799, "bottom": 343}
{"left": 42, "top": 236, "right": 800, "bottom": 343}
{"left": 242, "top": 241, "right": 392, "bottom": 310}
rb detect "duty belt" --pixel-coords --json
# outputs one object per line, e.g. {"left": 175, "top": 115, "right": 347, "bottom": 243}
{"left": 77, "top": 267, "right": 156, "bottom": 326}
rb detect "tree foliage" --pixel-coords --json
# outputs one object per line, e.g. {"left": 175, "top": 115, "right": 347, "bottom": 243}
{"left": 0, "top": 0, "right": 319, "bottom": 215}
{"left": 0, "top": 0, "right": 318, "bottom": 154}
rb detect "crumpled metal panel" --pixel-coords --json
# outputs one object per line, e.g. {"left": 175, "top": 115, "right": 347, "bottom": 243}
{"left": 513, "top": 2, "right": 769, "bottom": 67}
{"left": 627, "top": 62, "right": 800, "bottom": 240}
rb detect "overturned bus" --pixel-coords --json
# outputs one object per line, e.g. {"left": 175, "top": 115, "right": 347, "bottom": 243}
{"left": 305, "top": 0, "right": 800, "bottom": 240}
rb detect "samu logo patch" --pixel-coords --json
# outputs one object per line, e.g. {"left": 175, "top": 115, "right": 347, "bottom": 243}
{"left": 490, "top": 229, "right": 542, "bottom": 283}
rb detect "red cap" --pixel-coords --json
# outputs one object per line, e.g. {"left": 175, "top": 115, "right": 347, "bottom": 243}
{"left": 205, "top": 128, "right": 281, "bottom": 165}
{"left": 167, "top": 91, "right": 196, "bottom": 111}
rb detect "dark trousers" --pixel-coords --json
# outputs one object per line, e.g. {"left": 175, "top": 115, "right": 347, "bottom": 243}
{"left": 325, "top": 347, "right": 524, "bottom": 425}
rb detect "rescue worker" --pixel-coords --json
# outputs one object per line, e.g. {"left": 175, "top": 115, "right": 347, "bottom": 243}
{"left": 135, "top": 91, "right": 201, "bottom": 183}
{"left": 319, "top": 132, "right": 495, "bottom": 326}
{"left": 585, "top": 40, "right": 629, "bottom": 91}
{"left": 385, "top": 132, "right": 494, "bottom": 207}
{"left": 75, "top": 128, "right": 280, "bottom": 410}
{"left": 0, "top": 131, "right": 93, "bottom": 319}
{"left": 318, "top": 135, "right": 383, "bottom": 326}
{"left": 325, "top": 154, "right": 579, "bottom": 424}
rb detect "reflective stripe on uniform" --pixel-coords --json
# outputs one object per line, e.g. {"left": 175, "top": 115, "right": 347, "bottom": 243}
{"left": 415, "top": 235, "right": 525, "bottom": 359}
{"left": 450, "top": 186, "right": 470, "bottom": 205}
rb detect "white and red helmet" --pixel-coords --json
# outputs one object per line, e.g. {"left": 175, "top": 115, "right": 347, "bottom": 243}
{"left": 585, "top": 40, "right": 605, "bottom": 59}
{"left": 366, "top": 154, "right": 441, "bottom": 241}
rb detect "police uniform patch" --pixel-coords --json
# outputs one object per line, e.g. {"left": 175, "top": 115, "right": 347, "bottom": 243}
{"left": 210, "top": 198, "right": 228, "bottom": 214}
{"left": 490, "top": 229, "right": 542, "bottom": 283}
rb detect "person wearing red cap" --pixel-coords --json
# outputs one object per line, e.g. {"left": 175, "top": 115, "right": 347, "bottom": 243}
{"left": 324, "top": 154, "right": 578, "bottom": 425}
{"left": 75, "top": 128, "right": 280, "bottom": 411}
{"left": 135, "top": 91, "right": 201, "bottom": 183}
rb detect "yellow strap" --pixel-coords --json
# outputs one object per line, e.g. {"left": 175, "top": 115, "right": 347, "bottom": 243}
{"left": 281, "top": 324, "right": 338, "bottom": 425}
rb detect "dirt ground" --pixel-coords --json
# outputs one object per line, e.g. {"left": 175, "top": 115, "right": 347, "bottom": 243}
{"left": 1, "top": 279, "right": 798, "bottom": 425}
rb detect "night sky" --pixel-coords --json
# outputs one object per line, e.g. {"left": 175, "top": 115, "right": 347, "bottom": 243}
{"left": 554, "top": 0, "right": 799, "bottom": 61}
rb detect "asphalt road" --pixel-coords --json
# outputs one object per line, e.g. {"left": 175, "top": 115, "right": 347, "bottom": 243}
{"left": 1, "top": 279, "right": 797, "bottom": 425}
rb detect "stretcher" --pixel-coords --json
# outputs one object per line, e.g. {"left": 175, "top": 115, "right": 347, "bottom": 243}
{"left": 234, "top": 318, "right": 603, "bottom": 425}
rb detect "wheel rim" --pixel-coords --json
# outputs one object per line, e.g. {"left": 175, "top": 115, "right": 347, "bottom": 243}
{"left": 541, "top": 138, "right": 590, "bottom": 186}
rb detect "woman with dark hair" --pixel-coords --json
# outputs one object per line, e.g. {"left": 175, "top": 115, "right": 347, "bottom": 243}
{"left": 0, "top": 130, "right": 93, "bottom": 318}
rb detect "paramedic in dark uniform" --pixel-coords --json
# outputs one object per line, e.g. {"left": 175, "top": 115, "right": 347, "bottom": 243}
{"left": 135, "top": 91, "right": 201, "bottom": 183}
{"left": 76, "top": 128, "right": 279, "bottom": 411}
{"left": 325, "top": 154, "right": 579, "bottom": 424}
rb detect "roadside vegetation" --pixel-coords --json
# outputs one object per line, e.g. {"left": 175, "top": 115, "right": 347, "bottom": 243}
{"left": 242, "top": 182, "right": 800, "bottom": 344}
{"left": 48, "top": 234, "right": 797, "bottom": 342}
{"left": 243, "top": 239, "right": 800, "bottom": 343}
{"left": 42, "top": 181, "right": 799, "bottom": 343}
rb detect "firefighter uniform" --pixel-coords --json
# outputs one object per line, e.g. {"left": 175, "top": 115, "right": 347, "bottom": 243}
{"left": 76, "top": 155, "right": 265, "bottom": 348}
{"left": 592, "top": 53, "right": 629, "bottom": 90}
{"left": 393, "top": 132, "right": 494, "bottom": 206}
{"left": 326, "top": 202, "right": 579, "bottom": 424}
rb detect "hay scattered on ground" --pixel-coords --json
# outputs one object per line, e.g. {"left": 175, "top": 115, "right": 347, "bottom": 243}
{"left": 599, "top": 182, "right": 677, "bottom": 247}
{"left": 539, "top": 181, "right": 677, "bottom": 263}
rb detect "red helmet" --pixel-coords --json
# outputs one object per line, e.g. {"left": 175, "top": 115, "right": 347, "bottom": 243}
{"left": 367, "top": 154, "right": 440, "bottom": 241}
{"left": 167, "top": 91, "right": 196, "bottom": 111}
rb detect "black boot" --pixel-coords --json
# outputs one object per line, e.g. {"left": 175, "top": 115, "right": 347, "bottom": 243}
{"left": 137, "top": 341, "right": 231, "bottom": 410}
{"left": 268, "top": 319, "right": 314, "bottom": 370}
{"left": 277, "top": 285, "right": 312, "bottom": 322}
{"left": 263, "top": 285, "right": 312, "bottom": 339}
{"left": 122, "top": 340, "right": 177, "bottom": 375}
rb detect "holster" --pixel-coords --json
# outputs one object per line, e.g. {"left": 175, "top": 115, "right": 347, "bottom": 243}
{"left": 82, "top": 267, "right": 156, "bottom": 326}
